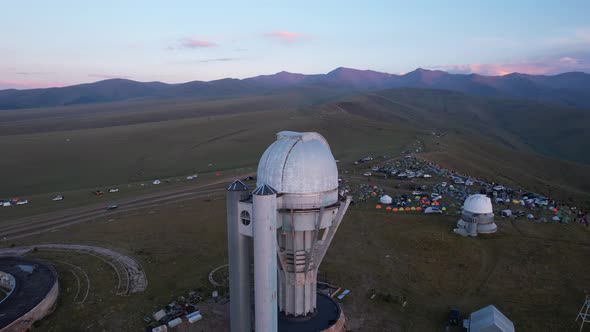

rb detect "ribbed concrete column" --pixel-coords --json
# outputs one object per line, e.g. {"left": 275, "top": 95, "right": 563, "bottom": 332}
{"left": 252, "top": 184, "right": 278, "bottom": 332}
{"left": 226, "top": 180, "right": 251, "bottom": 332}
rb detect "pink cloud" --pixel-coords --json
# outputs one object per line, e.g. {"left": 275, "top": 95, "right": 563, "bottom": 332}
{"left": 0, "top": 80, "right": 65, "bottom": 90}
{"left": 264, "top": 30, "right": 308, "bottom": 42}
{"left": 428, "top": 55, "right": 590, "bottom": 76}
{"left": 181, "top": 38, "right": 218, "bottom": 48}
{"left": 15, "top": 71, "right": 48, "bottom": 75}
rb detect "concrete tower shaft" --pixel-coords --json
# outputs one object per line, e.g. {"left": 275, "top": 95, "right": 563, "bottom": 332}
{"left": 253, "top": 185, "right": 279, "bottom": 332}
{"left": 277, "top": 198, "right": 350, "bottom": 316}
{"left": 226, "top": 180, "right": 252, "bottom": 332}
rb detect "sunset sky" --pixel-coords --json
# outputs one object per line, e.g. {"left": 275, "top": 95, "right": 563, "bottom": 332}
{"left": 2, "top": 0, "right": 590, "bottom": 89}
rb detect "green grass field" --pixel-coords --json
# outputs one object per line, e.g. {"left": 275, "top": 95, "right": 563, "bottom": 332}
{"left": 1, "top": 88, "right": 590, "bottom": 331}
{"left": 11, "top": 175, "right": 590, "bottom": 331}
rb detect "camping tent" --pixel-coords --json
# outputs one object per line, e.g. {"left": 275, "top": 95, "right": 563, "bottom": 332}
{"left": 469, "top": 305, "right": 515, "bottom": 332}
{"left": 379, "top": 195, "right": 393, "bottom": 204}
{"left": 501, "top": 209, "right": 512, "bottom": 217}
{"left": 424, "top": 207, "right": 442, "bottom": 214}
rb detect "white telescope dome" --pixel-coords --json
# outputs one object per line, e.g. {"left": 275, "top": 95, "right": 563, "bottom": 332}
{"left": 463, "top": 194, "right": 493, "bottom": 214}
{"left": 257, "top": 131, "right": 338, "bottom": 196}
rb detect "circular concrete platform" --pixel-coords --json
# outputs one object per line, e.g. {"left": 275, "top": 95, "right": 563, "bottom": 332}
{"left": 0, "top": 257, "right": 58, "bottom": 332}
{"left": 278, "top": 293, "right": 345, "bottom": 332}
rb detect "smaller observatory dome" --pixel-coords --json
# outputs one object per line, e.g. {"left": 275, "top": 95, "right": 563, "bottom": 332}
{"left": 463, "top": 194, "right": 493, "bottom": 214}
{"left": 257, "top": 131, "right": 338, "bottom": 195}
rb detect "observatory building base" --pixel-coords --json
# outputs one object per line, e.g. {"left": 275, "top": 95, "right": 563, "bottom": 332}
{"left": 278, "top": 293, "right": 346, "bottom": 332}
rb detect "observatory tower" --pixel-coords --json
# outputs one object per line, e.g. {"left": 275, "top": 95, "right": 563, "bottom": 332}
{"left": 226, "top": 131, "right": 351, "bottom": 332}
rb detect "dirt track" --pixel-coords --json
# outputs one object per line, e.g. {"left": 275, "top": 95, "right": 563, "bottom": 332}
{"left": 0, "top": 174, "right": 251, "bottom": 240}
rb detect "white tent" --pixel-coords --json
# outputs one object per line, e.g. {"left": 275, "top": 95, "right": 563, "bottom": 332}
{"left": 469, "top": 305, "right": 515, "bottom": 332}
{"left": 153, "top": 180, "right": 161, "bottom": 185}
{"left": 424, "top": 207, "right": 442, "bottom": 214}
{"left": 379, "top": 195, "right": 392, "bottom": 204}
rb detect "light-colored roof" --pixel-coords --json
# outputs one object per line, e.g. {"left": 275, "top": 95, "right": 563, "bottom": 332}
{"left": 256, "top": 131, "right": 338, "bottom": 195}
{"left": 463, "top": 194, "right": 493, "bottom": 214}
{"left": 379, "top": 195, "right": 392, "bottom": 204}
{"left": 470, "top": 305, "right": 515, "bottom": 332}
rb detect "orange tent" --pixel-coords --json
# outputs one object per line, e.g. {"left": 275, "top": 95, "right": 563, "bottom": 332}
{"left": 416, "top": 207, "right": 422, "bottom": 211}
{"left": 376, "top": 205, "right": 382, "bottom": 209}
{"left": 552, "top": 207, "right": 558, "bottom": 213}
{"left": 386, "top": 206, "right": 392, "bottom": 210}
{"left": 404, "top": 207, "right": 411, "bottom": 211}
{"left": 392, "top": 208, "right": 399, "bottom": 212}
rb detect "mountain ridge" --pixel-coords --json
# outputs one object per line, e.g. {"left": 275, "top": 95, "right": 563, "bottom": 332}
{"left": 1, "top": 67, "right": 590, "bottom": 110}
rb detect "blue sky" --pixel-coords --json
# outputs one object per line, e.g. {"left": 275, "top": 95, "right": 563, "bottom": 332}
{"left": 1, "top": 0, "right": 590, "bottom": 89}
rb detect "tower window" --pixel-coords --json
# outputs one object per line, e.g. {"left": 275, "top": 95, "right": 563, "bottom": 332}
{"left": 240, "top": 210, "right": 251, "bottom": 226}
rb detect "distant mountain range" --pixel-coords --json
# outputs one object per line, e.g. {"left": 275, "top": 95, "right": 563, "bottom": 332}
{"left": 1, "top": 67, "right": 590, "bottom": 110}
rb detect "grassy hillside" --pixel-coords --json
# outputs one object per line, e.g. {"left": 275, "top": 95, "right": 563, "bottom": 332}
{"left": 1, "top": 86, "right": 589, "bottom": 332}
{"left": 1, "top": 87, "right": 588, "bottom": 208}
{"left": 0, "top": 103, "right": 415, "bottom": 197}
{"left": 420, "top": 133, "right": 590, "bottom": 206}
{"left": 332, "top": 88, "right": 590, "bottom": 164}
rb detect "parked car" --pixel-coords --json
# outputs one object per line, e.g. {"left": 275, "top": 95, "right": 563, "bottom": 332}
{"left": 108, "top": 188, "right": 119, "bottom": 193}
{"left": 93, "top": 190, "right": 105, "bottom": 196}
{"left": 16, "top": 200, "right": 29, "bottom": 205}
{"left": 52, "top": 195, "right": 64, "bottom": 201}
{"left": 106, "top": 204, "right": 118, "bottom": 210}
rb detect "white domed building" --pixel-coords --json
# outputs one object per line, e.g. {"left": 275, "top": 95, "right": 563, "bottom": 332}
{"left": 226, "top": 131, "right": 350, "bottom": 332}
{"left": 256, "top": 131, "right": 339, "bottom": 209}
{"left": 455, "top": 194, "right": 497, "bottom": 236}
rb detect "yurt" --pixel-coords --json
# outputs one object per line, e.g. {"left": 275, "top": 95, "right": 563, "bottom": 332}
{"left": 455, "top": 194, "right": 496, "bottom": 236}
{"left": 379, "top": 195, "right": 393, "bottom": 204}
